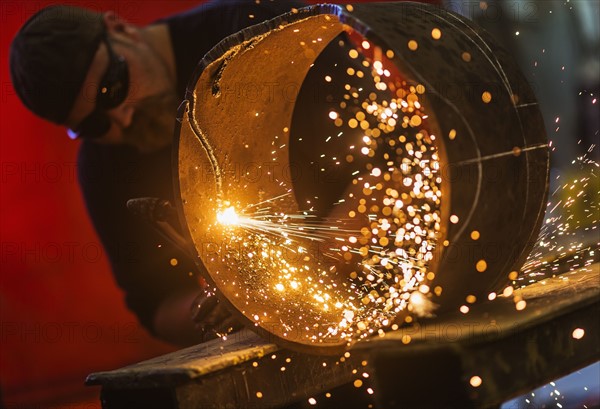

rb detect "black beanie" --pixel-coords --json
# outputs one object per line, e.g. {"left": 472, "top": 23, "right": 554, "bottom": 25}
{"left": 9, "top": 5, "right": 105, "bottom": 124}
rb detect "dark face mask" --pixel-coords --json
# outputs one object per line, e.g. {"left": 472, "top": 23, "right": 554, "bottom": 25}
{"left": 67, "top": 36, "right": 130, "bottom": 140}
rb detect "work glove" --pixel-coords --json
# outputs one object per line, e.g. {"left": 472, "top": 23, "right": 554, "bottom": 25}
{"left": 190, "top": 290, "right": 244, "bottom": 341}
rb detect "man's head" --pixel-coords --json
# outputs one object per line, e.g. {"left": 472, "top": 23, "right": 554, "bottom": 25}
{"left": 10, "top": 5, "right": 177, "bottom": 153}
{"left": 10, "top": 6, "right": 104, "bottom": 124}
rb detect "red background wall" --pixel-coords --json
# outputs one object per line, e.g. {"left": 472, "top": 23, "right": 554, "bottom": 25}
{"left": 0, "top": 1, "right": 437, "bottom": 407}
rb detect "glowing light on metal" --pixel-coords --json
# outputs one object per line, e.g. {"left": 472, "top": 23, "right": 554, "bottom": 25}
{"left": 216, "top": 206, "right": 240, "bottom": 226}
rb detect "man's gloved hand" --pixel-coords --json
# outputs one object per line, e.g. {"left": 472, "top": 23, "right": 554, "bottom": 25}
{"left": 190, "top": 291, "right": 243, "bottom": 340}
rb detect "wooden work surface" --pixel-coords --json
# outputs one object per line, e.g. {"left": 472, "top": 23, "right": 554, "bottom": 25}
{"left": 87, "top": 263, "right": 599, "bottom": 408}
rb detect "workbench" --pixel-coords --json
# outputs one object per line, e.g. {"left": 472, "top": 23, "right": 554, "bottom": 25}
{"left": 87, "top": 262, "right": 599, "bottom": 408}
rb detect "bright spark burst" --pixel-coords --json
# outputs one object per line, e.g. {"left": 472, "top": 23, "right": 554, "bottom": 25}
{"left": 210, "top": 36, "right": 442, "bottom": 345}
{"left": 217, "top": 206, "right": 240, "bottom": 225}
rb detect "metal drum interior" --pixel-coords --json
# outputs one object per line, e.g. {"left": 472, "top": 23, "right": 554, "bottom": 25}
{"left": 174, "top": 2, "right": 549, "bottom": 355}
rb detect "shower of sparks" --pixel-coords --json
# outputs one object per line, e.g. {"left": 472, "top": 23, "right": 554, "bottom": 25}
{"left": 519, "top": 151, "right": 599, "bottom": 286}
{"left": 209, "top": 35, "right": 442, "bottom": 345}
{"left": 200, "top": 17, "right": 598, "bottom": 351}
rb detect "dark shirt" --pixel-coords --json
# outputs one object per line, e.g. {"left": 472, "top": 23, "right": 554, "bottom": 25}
{"left": 77, "top": 0, "right": 304, "bottom": 333}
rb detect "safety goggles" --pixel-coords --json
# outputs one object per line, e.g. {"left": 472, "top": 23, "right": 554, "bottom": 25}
{"left": 67, "top": 37, "right": 129, "bottom": 140}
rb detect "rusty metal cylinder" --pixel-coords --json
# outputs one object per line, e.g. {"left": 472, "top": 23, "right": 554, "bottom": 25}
{"left": 175, "top": 2, "right": 549, "bottom": 354}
